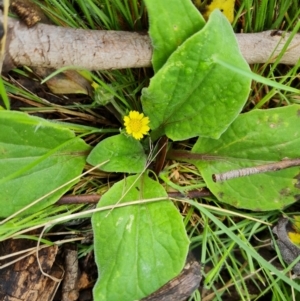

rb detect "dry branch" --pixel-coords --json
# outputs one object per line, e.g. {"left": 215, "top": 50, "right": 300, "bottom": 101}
{"left": 212, "top": 158, "right": 300, "bottom": 182}
{"left": 141, "top": 256, "right": 201, "bottom": 301}
{"left": 1, "top": 15, "right": 300, "bottom": 72}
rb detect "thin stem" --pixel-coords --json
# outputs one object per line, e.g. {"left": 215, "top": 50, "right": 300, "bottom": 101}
{"left": 57, "top": 189, "right": 212, "bottom": 204}
{"left": 167, "top": 149, "right": 225, "bottom": 161}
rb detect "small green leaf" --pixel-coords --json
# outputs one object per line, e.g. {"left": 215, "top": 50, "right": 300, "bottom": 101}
{"left": 192, "top": 105, "right": 300, "bottom": 211}
{"left": 144, "top": 0, "right": 205, "bottom": 72}
{"left": 142, "top": 10, "right": 251, "bottom": 141}
{"left": 0, "top": 111, "right": 90, "bottom": 217}
{"left": 87, "top": 134, "right": 147, "bottom": 173}
{"left": 92, "top": 174, "right": 189, "bottom": 301}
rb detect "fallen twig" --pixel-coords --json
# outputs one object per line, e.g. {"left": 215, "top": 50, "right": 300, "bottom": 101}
{"left": 212, "top": 158, "right": 300, "bottom": 182}
{"left": 57, "top": 189, "right": 212, "bottom": 204}
{"left": 1, "top": 14, "right": 300, "bottom": 72}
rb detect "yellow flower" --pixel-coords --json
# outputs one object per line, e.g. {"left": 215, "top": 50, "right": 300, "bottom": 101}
{"left": 196, "top": 0, "right": 235, "bottom": 24}
{"left": 123, "top": 111, "right": 150, "bottom": 140}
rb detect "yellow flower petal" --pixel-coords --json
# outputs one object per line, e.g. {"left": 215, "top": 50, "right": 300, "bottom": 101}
{"left": 123, "top": 110, "right": 150, "bottom": 140}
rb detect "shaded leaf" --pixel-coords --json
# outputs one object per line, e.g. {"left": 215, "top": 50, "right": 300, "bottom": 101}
{"left": 273, "top": 217, "right": 300, "bottom": 275}
{"left": 0, "top": 111, "right": 90, "bottom": 217}
{"left": 142, "top": 10, "right": 251, "bottom": 141}
{"left": 43, "top": 70, "right": 92, "bottom": 95}
{"left": 92, "top": 174, "right": 189, "bottom": 301}
{"left": 192, "top": 105, "right": 300, "bottom": 211}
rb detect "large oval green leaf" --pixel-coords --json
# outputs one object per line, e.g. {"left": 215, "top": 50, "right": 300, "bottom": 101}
{"left": 142, "top": 10, "right": 251, "bottom": 141}
{"left": 192, "top": 105, "right": 300, "bottom": 211}
{"left": 0, "top": 111, "right": 90, "bottom": 217}
{"left": 87, "top": 134, "right": 146, "bottom": 173}
{"left": 92, "top": 174, "right": 189, "bottom": 301}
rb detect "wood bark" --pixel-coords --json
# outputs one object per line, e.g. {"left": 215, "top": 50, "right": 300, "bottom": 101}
{"left": 0, "top": 239, "right": 62, "bottom": 301}
{"left": 1, "top": 14, "right": 300, "bottom": 72}
{"left": 61, "top": 244, "right": 79, "bottom": 301}
{"left": 141, "top": 257, "right": 201, "bottom": 301}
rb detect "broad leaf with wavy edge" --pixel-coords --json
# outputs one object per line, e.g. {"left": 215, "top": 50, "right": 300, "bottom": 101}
{"left": 192, "top": 105, "right": 300, "bottom": 211}
{"left": 0, "top": 111, "right": 90, "bottom": 217}
{"left": 142, "top": 10, "right": 251, "bottom": 141}
{"left": 92, "top": 174, "right": 189, "bottom": 301}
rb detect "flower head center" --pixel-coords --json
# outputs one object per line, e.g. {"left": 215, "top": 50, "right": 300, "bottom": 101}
{"left": 130, "top": 118, "right": 143, "bottom": 132}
